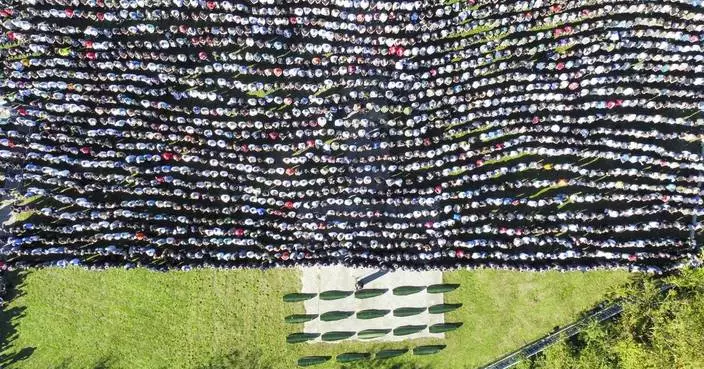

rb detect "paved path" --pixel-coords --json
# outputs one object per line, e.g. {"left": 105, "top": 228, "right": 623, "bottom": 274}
{"left": 301, "top": 266, "right": 445, "bottom": 342}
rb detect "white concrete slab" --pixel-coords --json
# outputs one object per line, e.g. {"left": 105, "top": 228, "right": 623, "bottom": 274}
{"left": 300, "top": 266, "right": 445, "bottom": 342}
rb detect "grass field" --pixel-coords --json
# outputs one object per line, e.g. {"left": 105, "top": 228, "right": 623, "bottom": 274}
{"left": 0, "top": 268, "right": 631, "bottom": 369}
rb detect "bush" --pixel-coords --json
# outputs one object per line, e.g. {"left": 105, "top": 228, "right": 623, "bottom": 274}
{"left": 529, "top": 267, "right": 704, "bottom": 369}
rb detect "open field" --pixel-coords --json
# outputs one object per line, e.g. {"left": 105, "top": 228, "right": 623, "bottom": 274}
{"left": 0, "top": 268, "right": 630, "bottom": 369}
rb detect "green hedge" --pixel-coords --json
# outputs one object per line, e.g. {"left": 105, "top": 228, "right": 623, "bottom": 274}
{"left": 428, "top": 303, "right": 462, "bottom": 314}
{"left": 356, "top": 309, "right": 390, "bottom": 320}
{"left": 392, "top": 286, "right": 425, "bottom": 296}
{"left": 393, "top": 307, "right": 426, "bottom": 317}
{"left": 393, "top": 325, "right": 426, "bottom": 336}
{"left": 320, "top": 311, "right": 354, "bottom": 322}
{"left": 319, "top": 290, "right": 353, "bottom": 300}
{"left": 286, "top": 333, "right": 320, "bottom": 343}
{"left": 283, "top": 293, "right": 317, "bottom": 302}
{"left": 376, "top": 349, "right": 408, "bottom": 359}
{"left": 354, "top": 288, "right": 388, "bottom": 299}
{"left": 357, "top": 329, "right": 391, "bottom": 340}
{"left": 413, "top": 345, "right": 446, "bottom": 355}
{"left": 429, "top": 322, "right": 463, "bottom": 333}
{"left": 321, "top": 331, "right": 355, "bottom": 342}
{"left": 297, "top": 356, "right": 330, "bottom": 367}
{"left": 336, "top": 353, "right": 371, "bottom": 363}
{"left": 427, "top": 284, "right": 460, "bottom": 294}
{"left": 284, "top": 314, "right": 318, "bottom": 324}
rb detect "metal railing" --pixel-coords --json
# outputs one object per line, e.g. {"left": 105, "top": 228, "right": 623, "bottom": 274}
{"left": 481, "top": 302, "right": 623, "bottom": 369}
{"left": 482, "top": 284, "right": 673, "bottom": 369}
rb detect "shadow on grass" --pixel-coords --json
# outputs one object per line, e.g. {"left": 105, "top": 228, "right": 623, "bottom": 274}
{"left": 340, "top": 357, "right": 434, "bottom": 369}
{"left": 195, "top": 350, "right": 435, "bottom": 369}
{"left": 195, "top": 349, "right": 271, "bottom": 369}
{"left": 51, "top": 356, "right": 116, "bottom": 369}
{"left": 0, "top": 270, "right": 35, "bottom": 368}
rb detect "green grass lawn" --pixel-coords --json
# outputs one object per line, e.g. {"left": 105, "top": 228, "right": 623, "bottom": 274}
{"left": 0, "top": 268, "right": 631, "bottom": 369}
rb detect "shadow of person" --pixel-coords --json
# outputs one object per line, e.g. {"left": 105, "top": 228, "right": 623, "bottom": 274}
{"left": 0, "top": 270, "right": 36, "bottom": 367}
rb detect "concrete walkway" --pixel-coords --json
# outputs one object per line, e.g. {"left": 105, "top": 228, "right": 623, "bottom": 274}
{"left": 301, "top": 266, "right": 445, "bottom": 342}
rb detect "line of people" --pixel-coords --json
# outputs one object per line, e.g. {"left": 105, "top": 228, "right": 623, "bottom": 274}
{"left": 0, "top": 0, "right": 703, "bottom": 272}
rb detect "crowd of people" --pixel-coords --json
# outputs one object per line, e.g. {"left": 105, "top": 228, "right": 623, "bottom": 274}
{"left": 0, "top": 0, "right": 702, "bottom": 272}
